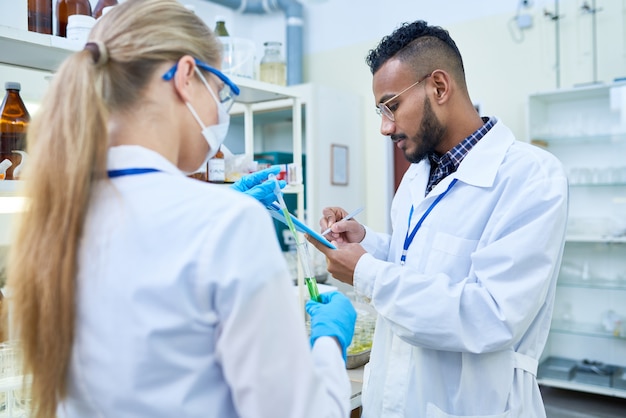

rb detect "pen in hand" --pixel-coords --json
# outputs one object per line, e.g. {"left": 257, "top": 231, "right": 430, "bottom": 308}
{"left": 321, "top": 207, "right": 364, "bottom": 236}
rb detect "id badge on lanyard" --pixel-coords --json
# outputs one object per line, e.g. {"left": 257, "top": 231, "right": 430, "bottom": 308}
{"left": 400, "top": 178, "right": 457, "bottom": 265}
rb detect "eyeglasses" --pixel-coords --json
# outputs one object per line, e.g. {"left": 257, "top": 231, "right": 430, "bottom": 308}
{"left": 375, "top": 73, "right": 431, "bottom": 121}
{"left": 162, "top": 58, "right": 241, "bottom": 111}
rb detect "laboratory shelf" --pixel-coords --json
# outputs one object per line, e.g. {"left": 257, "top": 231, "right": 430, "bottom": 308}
{"left": 550, "top": 320, "right": 626, "bottom": 340}
{"left": 529, "top": 82, "right": 626, "bottom": 103}
{"left": 529, "top": 133, "right": 626, "bottom": 145}
{"left": 569, "top": 182, "right": 626, "bottom": 188}
{"left": 557, "top": 278, "right": 626, "bottom": 291}
{"left": 0, "top": 181, "right": 24, "bottom": 197}
{"left": 538, "top": 377, "right": 626, "bottom": 399}
{"left": 0, "top": 26, "right": 298, "bottom": 104}
{"left": 565, "top": 235, "right": 626, "bottom": 244}
{"left": 0, "top": 25, "right": 78, "bottom": 72}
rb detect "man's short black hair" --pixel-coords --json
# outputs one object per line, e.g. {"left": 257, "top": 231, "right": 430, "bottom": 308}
{"left": 366, "top": 20, "right": 466, "bottom": 86}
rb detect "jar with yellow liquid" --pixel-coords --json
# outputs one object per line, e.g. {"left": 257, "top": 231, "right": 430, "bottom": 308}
{"left": 259, "top": 41, "right": 286, "bottom": 86}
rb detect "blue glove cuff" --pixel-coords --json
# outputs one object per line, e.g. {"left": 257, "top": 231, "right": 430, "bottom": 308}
{"left": 306, "top": 292, "right": 356, "bottom": 362}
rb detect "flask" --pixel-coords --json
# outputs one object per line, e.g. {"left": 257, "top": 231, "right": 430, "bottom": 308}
{"left": 28, "top": 0, "right": 53, "bottom": 34}
{"left": 208, "top": 147, "right": 225, "bottom": 183}
{"left": 92, "top": 0, "right": 118, "bottom": 19}
{"left": 260, "top": 41, "right": 286, "bottom": 86}
{"left": 56, "top": 0, "right": 92, "bottom": 38}
{"left": 213, "top": 16, "right": 233, "bottom": 74}
{"left": 0, "top": 82, "right": 30, "bottom": 181}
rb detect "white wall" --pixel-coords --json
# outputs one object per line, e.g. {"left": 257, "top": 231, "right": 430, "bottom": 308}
{"left": 186, "top": 0, "right": 626, "bottom": 231}
{"left": 2, "top": 0, "right": 625, "bottom": 232}
{"left": 302, "top": 0, "right": 626, "bottom": 231}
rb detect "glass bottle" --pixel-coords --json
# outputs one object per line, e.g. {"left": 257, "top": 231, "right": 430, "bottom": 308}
{"left": 28, "top": 0, "right": 53, "bottom": 34}
{"left": 208, "top": 147, "right": 225, "bottom": 183}
{"left": 56, "top": 0, "right": 92, "bottom": 37}
{"left": 260, "top": 41, "right": 286, "bottom": 86}
{"left": 92, "top": 0, "right": 118, "bottom": 19}
{"left": 0, "top": 83, "right": 30, "bottom": 181}
{"left": 213, "top": 16, "right": 233, "bottom": 74}
{"left": 213, "top": 16, "right": 229, "bottom": 37}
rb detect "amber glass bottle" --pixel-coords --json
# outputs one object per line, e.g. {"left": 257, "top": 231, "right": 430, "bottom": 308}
{"left": 208, "top": 147, "right": 226, "bottom": 183}
{"left": 56, "top": 0, "right": 92, "bottom": 37}
{"left": 28, "top": 0, "right": 53, "bottom": 34}
{"left": 0, "top": 83, "right": 30, "bottom": 181}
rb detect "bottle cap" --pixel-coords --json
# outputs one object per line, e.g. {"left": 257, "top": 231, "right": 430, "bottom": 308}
{"left": 68, "top": 14, "right": 97, "bottom": 28}
{"left": 5, "top": 82, "right": 20, "bottom": 91}
{"left": 0, "top": 159, "right": 13, "bottom": 173}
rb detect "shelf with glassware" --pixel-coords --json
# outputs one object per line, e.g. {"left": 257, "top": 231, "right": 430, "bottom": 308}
{"left": 0, "top": 25, "right": 309, "bottom": 286}
{"left": 529, "top": 83, "right": 626, "bottom": 398}
{"left": 0, "top": 23, "right": 307, "bottom": 217}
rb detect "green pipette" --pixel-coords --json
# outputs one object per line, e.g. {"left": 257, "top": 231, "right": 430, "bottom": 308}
{"left": 269, "top": 175, "right": 321, "bottom": 302}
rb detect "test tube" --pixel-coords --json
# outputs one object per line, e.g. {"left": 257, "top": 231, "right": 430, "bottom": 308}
{"left": 296, "top": 241, "right": 321, "bottom": 302}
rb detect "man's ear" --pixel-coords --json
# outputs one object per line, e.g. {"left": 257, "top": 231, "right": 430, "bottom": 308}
{"left": 430, "top": 69, "right": 451, "bottom": 104}
{"left": 172, "top": 55, "right": 196, "bottom": 103}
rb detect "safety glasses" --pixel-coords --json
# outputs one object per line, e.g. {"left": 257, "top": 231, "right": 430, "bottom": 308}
{"left": 163, "top": 58, "right": 240, "bottom": 111}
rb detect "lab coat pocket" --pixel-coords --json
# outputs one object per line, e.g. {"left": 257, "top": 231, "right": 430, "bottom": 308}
{"left": 424, "top": 232, "right": 477, "bottom": 279}
{"left": 426, "top": 403, "right": 512, "bottom": 418}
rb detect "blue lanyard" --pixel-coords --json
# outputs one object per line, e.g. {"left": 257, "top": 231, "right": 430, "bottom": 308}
{"left": 107, "top": 168, "right": 161, "bottom": 178}
{"left": 400, "top": 178, "right": 458, "bottom": 265}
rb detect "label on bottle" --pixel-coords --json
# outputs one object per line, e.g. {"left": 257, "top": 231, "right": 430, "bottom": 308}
{"left": 208, "top": 158, "right": 225, "bottom": 183}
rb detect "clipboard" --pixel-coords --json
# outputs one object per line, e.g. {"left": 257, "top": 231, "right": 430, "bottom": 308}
{"left": 267, "top": 203, "right": 337, "bottom": 250}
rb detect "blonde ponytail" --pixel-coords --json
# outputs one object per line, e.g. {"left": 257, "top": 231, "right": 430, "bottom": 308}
{"left": 4, "top": 1, "right": 221, "bottom": 417}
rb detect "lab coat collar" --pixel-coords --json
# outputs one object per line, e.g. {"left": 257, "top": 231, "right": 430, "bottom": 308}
{"left": 405, "top": 119, "right": 514, "bottom": 195}
{"left": 454, "top": 119, "right": 514, "bottom": 188}
{"left": 107, "top": 145, "right": 185, "bottom": 177}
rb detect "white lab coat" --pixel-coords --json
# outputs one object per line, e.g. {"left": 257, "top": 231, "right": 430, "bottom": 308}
{"left": 354, "top": 120, "right": 568, "bottom": 417}
{"left": 57, "top": 146, "right": 351, "bottom": 418}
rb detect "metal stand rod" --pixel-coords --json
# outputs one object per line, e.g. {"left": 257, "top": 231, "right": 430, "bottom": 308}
{"left": 555, "top": 0, "right": 561, "bottom": 88}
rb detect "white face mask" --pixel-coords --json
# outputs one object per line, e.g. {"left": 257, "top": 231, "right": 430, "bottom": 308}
{"left": 184, "top": 67, "right": 231, "bottom": 173}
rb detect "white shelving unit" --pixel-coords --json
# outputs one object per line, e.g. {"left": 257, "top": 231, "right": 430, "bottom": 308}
{"left": 528, "top": 83, "right": 626, "bottom": 397}
{"left": 0, "top": 25, "right": 306, "bottom": 244}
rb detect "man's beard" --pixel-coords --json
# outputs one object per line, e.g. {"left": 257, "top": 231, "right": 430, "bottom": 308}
{"left": 404, "top": 96, "right": 446, "bottom": 164}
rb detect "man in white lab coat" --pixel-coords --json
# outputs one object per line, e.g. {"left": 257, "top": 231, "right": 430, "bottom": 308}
{"left": 307, "top": 20, "right": 568, "bottom": 417}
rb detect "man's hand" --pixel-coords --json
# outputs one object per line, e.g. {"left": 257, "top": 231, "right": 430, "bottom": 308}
{"left": 319, "top": 207, "right": 366, "bottom": 244}
{"left": 306, "top": 235, "right": 367, "bottom": 286}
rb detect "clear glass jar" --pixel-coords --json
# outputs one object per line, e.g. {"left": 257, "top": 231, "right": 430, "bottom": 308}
{"left": 259, "top": 41, "right": 286, "bottom": 86}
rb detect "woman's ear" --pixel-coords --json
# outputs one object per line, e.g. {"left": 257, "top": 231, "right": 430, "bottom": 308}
{"left": 172, "top": 55, "right": 196, "bottom": 103}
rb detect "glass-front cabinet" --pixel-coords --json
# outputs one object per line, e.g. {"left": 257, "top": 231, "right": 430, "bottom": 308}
{"left": 529, "top": 82, "right": 626, "bottom": 397}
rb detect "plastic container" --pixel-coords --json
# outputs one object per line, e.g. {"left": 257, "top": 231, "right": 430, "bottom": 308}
{"left": 538, "top": 357, "right": 577, "bottom": 381}
{"left": 66, "top": 14, "right": 96, "bottom": 45}
{"left": 221, "top": 37, "right": 255, "bottom": 79}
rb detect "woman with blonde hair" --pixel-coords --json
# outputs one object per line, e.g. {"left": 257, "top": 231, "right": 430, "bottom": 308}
{"left": 6, "top": 1, "right": 356, "bottom": 417}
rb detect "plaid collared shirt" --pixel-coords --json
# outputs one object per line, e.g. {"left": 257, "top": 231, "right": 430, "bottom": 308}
{"left": 426, "top": 117, "right": 496, "bottom": 195}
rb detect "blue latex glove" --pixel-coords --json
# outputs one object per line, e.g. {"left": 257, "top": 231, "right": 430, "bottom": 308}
{"left": 230, "top": 166, "right": 286, "bottom": 207}
{"left": 305, "top": 291, "right": 357, "bottom": 361}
